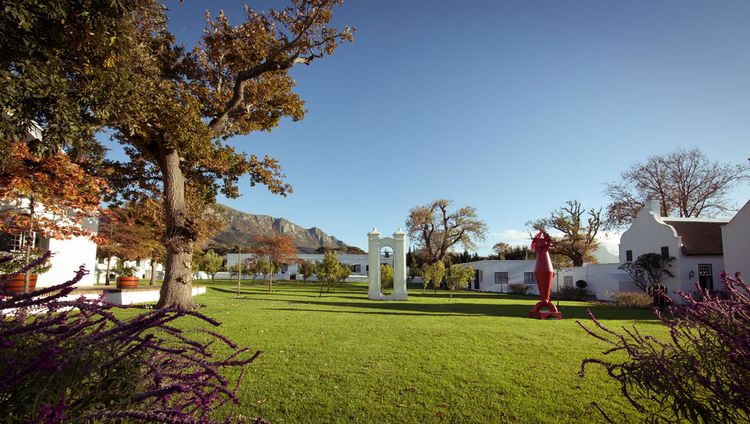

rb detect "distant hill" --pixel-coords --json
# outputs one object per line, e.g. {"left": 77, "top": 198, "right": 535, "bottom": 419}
{"left": 207, "top": 204, "right": 359, "bottom": 254}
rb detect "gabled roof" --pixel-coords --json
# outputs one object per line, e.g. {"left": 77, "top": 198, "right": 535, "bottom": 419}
{"left": 663, "top": 219, "right": 726, "bottom": 256}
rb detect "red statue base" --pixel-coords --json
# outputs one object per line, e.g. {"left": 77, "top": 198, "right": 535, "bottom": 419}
{"left": 528, "top": 300, "right": 562, "bottom": 320}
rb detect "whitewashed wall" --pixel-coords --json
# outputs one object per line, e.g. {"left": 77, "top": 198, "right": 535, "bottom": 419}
{"left": 466, "top": 260, "right": 536, "bottom": 293}
{"left": 722, "top": 200, "right": 750, "bottom": 281}
{"left": 38, "top": 234, "right": 98, "bottom": 287}
{"left": 556, "top": 264, "right": 635, "bottom": 301}
{"left": 618, "top": 200, "right": 683, "bottom": 297}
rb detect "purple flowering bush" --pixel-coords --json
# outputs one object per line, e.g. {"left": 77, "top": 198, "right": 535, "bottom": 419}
{"left": 578, "top": 274, "right": 750, "bottom": 423}
{"left": 0, "top": 254, "right": 264, "bottom": 423}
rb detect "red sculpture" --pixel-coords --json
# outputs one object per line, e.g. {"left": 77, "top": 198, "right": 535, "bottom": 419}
{"left": 529, "top": 231, "right": 562, "bottom": 319}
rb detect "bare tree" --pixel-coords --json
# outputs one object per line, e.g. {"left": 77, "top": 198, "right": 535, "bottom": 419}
{"left": 528, "top": 200, "right": 602, "bottom": 267}
{"left": 605, "top": 148, "right": 749, "bottom": 227}
{"left": 406, "top": 199, "right": 487, "bottom": 263}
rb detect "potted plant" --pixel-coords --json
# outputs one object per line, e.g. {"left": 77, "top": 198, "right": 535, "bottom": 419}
{"left": 113, "top": 259, "right": 139, "bottom": 289}
{"left": 0, "top": 249, "right": 52, "bottom": 294}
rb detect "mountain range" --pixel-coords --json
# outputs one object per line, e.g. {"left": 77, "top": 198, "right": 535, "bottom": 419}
{"left": 207, "top": 204, "right": 357, "bottom": 254}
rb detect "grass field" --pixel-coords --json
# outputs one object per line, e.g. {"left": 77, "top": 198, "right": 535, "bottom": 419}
{"left": 165, "top": 280, "right": 666, "bottom": 423}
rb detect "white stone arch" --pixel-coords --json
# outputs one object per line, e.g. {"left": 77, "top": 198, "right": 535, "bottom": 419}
{"left": 368, "top": 228, "right": 408, "bottom": 300}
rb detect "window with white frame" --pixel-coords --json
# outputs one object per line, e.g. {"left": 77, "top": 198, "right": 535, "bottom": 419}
{"left": 494, "top": 272, "right": 508, "bottom": 285}
{"left": 523, "top": 272, "right": 536, "bottom": 284}
{"left": 0, "top": 233, "right": 36, "bottom": 252}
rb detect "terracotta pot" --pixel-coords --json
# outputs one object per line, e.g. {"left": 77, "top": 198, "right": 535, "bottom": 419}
{"left": 1, "top": 274, "right": 38, "bottom": 294}
{"left": 116, "top": 276, "right": 139, "bottom": 289}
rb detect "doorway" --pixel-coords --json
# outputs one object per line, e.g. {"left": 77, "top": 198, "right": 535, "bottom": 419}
{"left": 698, "top": 264, "right": 713, "bottom": 291}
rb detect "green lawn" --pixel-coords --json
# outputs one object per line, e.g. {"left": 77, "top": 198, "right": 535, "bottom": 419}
{"left": 170, "top": 280, "right": 666, "bottom": 423}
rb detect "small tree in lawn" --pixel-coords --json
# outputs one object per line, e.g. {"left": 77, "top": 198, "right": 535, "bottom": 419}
{"left": 317, "top": 251, "right": 340, "bottom": 296}
{"left": 299, "top": 260, "right": 317, "bottom": 285}
{"left": 422, "top": 261, "right": 446, "bottom": 294}
{"left": 446, "top": 264, "right": 473, "bottom": 300}
{"left": 197, "top": 249, "right": 223, "bottom": 281}
{"left": 252, "top": 234, "right": 297, "bottom": 292}
{"left": 335, "top": 262, "right": 350, "bottom": 287}
{"left": 0, "top": 142, "right": 106, "bottom": 292}
{"left": 380, "top": 264, "right": 394, "bottom": 290}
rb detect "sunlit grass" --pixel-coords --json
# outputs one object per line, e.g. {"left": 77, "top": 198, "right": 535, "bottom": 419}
{"left": 169, "top": 280, "right": 665, "bottom": 423}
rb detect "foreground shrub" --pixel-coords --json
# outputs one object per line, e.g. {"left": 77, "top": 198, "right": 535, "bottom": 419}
{"left": 0, "top": 257, "right": 263, "bottom": 423}
{"left": 508, "top": 283, "right": 528, "bottom": 294}
{"left": 578, "top": 274, "right": 750, "bottom": 423}
{"left": 610, "top": 290, "right": 653, "bottom": 308}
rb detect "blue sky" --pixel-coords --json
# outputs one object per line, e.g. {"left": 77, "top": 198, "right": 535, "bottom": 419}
{"left": 155, "top": 0, "right": 750, "bottom": 255}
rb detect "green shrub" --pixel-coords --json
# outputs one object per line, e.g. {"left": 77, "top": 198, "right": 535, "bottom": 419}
{"left": 610, "top": 291, "right": 653, "bottom": 308}
{"left": 556, "top": 286, "right": 591, "bottom": 301}
{"left": 508, "top": 283, "right": 528, "bottom": 294}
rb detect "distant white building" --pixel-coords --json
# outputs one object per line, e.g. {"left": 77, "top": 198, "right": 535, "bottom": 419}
{"left": 463, "top": 260, "right": 536, "bottom": 292}
{"left": 223, "top": 252, "right": 392, "bottom": 281}
{"left": 722, "top": 199, "right": 750, "bottom": 280}
{"left": 94, "top": 256, "right": 164, "bottom": 285}
{"left": 465, "top": 260, "right": 631, "bottom": 300}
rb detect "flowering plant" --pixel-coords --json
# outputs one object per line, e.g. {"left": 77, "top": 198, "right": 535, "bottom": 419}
{"left": 0, "top": 255, "right": 265, "bottom": 423}
{"left": 578, "top": 273, "right": 750, "bottom": 422}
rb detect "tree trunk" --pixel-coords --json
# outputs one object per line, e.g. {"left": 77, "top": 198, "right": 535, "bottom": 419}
{"left": 105, "top": 256, "right": 112, "bottom": 285}
{"left": 149, "top": 252, "right": 157, "bottom": 286}
{"left": 23, "top": 196, "right": 36, "bottom": 293}
{"left": 156, "top": 149, "right": 196, "bottom": 310}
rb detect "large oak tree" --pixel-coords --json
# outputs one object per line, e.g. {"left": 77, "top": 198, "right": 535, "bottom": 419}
{"left": 605, "top": 148, "right": 749, "bottom": 227}
{"left": 2, "top": 0, "right": 353, "bottom": 309}
{"left": 406, "top": 199, "right": 487, "bottom": 264}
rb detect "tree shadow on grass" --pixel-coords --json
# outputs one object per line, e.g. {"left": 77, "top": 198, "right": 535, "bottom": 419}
{"left": 207, "top": 286, "right": 363, "bottom": 298}
{"left": 264, "top": 298, "right": 659, "bottom": 321}
{"left": 207, "top": 286, "right": 659, "bottom": 321}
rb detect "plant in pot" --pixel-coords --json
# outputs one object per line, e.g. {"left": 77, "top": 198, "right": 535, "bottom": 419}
{"left": 0, "top": 249, "right": 52, "bottom": 294}
{"left": 113, "top": 259, "right": 139, "bottom": 289}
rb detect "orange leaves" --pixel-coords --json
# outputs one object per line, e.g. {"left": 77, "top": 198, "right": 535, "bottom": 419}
{"left": 0, "top": 142, "right": 107, "bottom": 240}
{"left": 251, "top": 233, "right": 298, "bottom": 264}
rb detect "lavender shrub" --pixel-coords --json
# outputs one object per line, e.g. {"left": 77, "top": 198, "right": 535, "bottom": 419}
{"left": 1, "top": 256, "right": 265, "bottom": 423}
{"left": 578, "top": 274, "right": 750, "bottom": 423}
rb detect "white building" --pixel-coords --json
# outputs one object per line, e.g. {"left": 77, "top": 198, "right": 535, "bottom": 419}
{"left": 0, "top": 202, "right": 99, "bottom": 287}
{"left": 464, "top": 260, "right": 536, "bottom": 293}
{"left": 223, "top": 252, "right": 392, "bottom": 281}
{"left": 619, "top": 199, "right": 727, "bottom": 295}
{"left": 721, "top": 199, "right": 750, "bottom": 280}
{"left": 465, "top": 260, "right": 632, "bottom": 300}
{"left": 467, "top": 199, "right": 744, "bottom": 302}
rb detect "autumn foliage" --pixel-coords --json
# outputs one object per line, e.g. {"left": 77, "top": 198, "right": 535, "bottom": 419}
{"left": 0, "top": 141, "right": 106, "bottom": 241}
